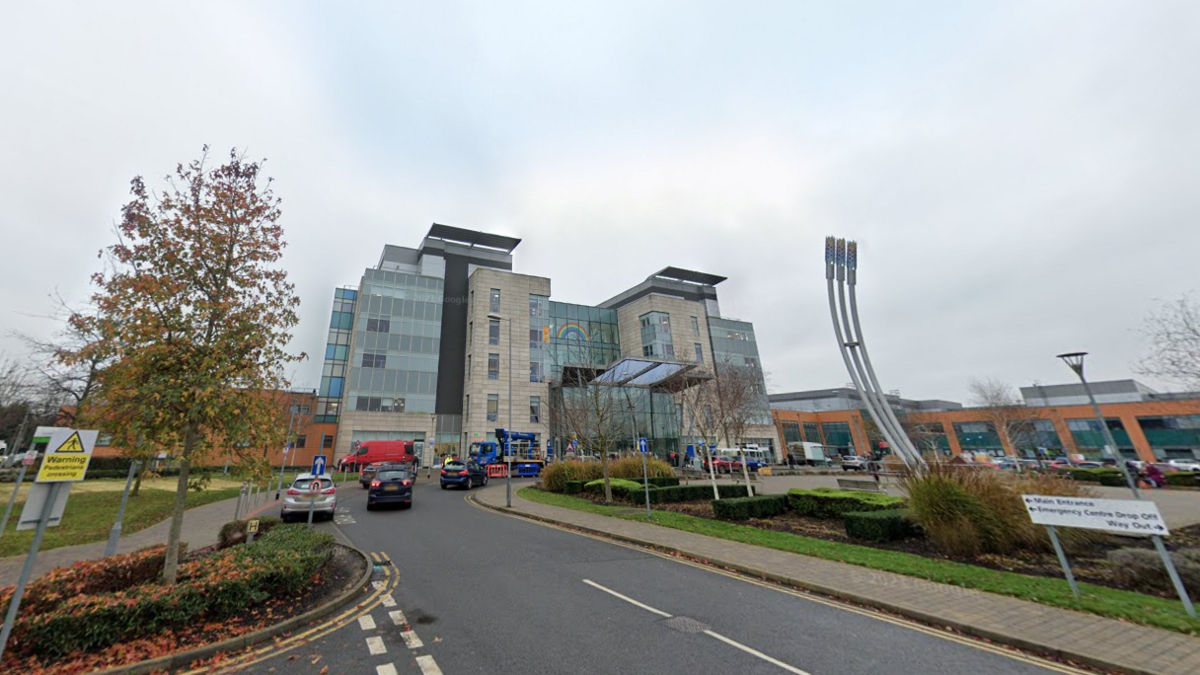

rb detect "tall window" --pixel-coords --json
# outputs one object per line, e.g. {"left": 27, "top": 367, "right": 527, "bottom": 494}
{"left": 530, "top": 396, "right": 541, "bottom": 424}
{"left": 691, "top": 316, "right": 700, "bottom": 336}
{"left": 464, "top": 395, "right": 470, "bottom": 422}
{"left": 489, "top": 319, "right": 501, "bottom": 345}
{"left": 490, "top": 288, "right": 501, "bottom": 313}
{"left": 488, "top": 353, "right": 500, "bottom": 379}
{"left": 529, "top": 361, "right": 542, "bottom": 383}
{"left": 467, "top": 355, "right": 472, "bottom": 380}
{"left": 468, "top": 321, "right": 473, "bottom": 345}
{"left": 639, "top": 311, "right": 674, "bottom": 358}
{"left": 694, "top": 343, "right": 704, "bottom": 363}
{"left": 487, "top": 394, "right": 499, "bottom": 422}
{"left": 322, "top": 434, "right": 333, "bottom": 449}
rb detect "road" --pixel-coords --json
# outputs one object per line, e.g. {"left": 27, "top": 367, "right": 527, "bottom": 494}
{"left": 227, "top": 476, "right": 1086, "bottom": 675}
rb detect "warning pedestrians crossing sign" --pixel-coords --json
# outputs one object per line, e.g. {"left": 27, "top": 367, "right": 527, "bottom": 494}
{"left": 35, "top": 428, "right": 97, "bottom": 483}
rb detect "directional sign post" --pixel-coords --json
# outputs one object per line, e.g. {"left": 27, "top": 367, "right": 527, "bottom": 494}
{"left": 638, "top": 438, "right": 651, "bottom": 520}
{"left": 1023, "top": 494, "right": 1194, "bottom": 616}
{"left": 311, "top": 454, "right": 327, "bottom": 477}
{"left": 0, "top": 428, "right": 97, "bottom": 662}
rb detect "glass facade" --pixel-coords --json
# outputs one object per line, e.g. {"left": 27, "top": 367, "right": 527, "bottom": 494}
{"left": 1067, "top": 418, "right": 1136, "bottom": 458}
{"left": 529, "top": 294, "right": 549, "bottom": 382}
{"left": 639, "top": 311, "right": 674, "bottom": 358}
{"left": 707, "top": 316, "right": 772, "bottom": 427}
{"left": 1137, "top": 415, "right": 1200, "bottom": 459}
{"left": 1031, "top": 419, "right": 1064, "bottom": 454}
{"left": 547, "top": 302, "right": 620, "bottom": 378}
{"left": 910, "top": 422, "right": 952, "bottom": 454}
{"left": 821, "top": 422, "right": 853, "bottom": 450}
{"left": 316, "top": 287, "right": 358, "bottom": 423}
{"left": 803, "top": 422, "right": 821, "bottom": 444}
{"left": 780, "top": 421, "right": 802, "bottom": 444}
{"left": 953, "top": 421, "right": 1004, "bottom": 455}
{"left": 346, "top": 269, "right": 444, "bottom": 415}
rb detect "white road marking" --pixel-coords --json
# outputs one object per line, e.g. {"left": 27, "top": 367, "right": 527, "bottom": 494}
{"left": 583, "top": 578, "right": 813, "bottom": 675}
{"left": 582, "top": 579, "right": 672, "bottom": 618}
{"left": 401, "top": 630, "right": 424, "bottom": 649}
{"left": 366, "top": 636, "right": 387, "bottom": 655}
{"left": 358, "top": 614, "right": 377, "bottom": 630}
{"left": 376, "top": 664, "right": 398, "bottom": 675}
{"left": 416, "top": 655, "right": 444, "bottom": 675}
{"left": 372, "top": 580, "right": 386, "bottom": 590}
{"left": 703, "top": 629, "right": 814, "bottom": 675}
{"left": 381, "top": 593, "right": 397, "bottom": 607}
{"left": 389, "top": 610, "right": 407, "bottom": 626}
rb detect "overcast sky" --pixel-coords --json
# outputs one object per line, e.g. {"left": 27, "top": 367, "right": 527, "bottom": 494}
{"left": 2, "top": 1, "right": 1198, "bottom": 404}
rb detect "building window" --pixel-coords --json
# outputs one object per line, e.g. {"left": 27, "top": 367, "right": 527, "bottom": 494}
{"left": 468, "top": 321, "right": 473, "bottom": 345}
{"left": 639, "top": 311, "right": 674, "bottom": 359}
{"left": 529, "top": 328, "right": 542, "bottom": 348}
{"left": 489, "top": 319, "right": 501, "bottom": 345}
{"left": 467, "top": 355, "right": 472, "bottom": 380}
{"left": 295, "top": 435, "right": 307, "bottom": 448}
{"left": 530, "top": 396, "right": 541, "bottom": 424}
{"left": 288, "top": 404, "right": 311, "bottom": 414}
{"left": 470, "top": 290, "right": 474, "bottom": 312}
{"left": 488, "top": 353, "right": 500, "bottom": 379}
{"left": 691, "top": 316, "right": 700, "bottom": 336}
{"left": 366, "top": 318, "right": 391, "bottom": 333}
{"left": 490, "top": 288, "right": 501, "bottom": 313}
{"left": 361, "top": 352, "right": 386, "bottom": 368}
{"left": 322, "top": 434, "right": 333, "bottom": 449}
{"left": 464, "top": 395, "right": 470, "bottom": 422}
{"left": 530, "top": 361, "right": 542, "bottom": 383}
{"left": 487, "top": 394, "right": 499, "bottom": 422}
{"left": 694, "top": 343, "right": 704, "bottom": 363}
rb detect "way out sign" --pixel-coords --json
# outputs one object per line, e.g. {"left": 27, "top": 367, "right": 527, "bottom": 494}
{"left": 1022, "top": 495, "right": 1169, "bottom": 536}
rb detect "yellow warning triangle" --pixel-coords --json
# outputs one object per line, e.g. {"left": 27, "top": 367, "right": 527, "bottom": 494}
{"left": 56, "top": 432, "right": 86, "bottom": 453}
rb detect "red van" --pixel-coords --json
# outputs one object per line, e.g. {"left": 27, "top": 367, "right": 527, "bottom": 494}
{"left": 338, "top": 440, "right": 416, "bottom": 471}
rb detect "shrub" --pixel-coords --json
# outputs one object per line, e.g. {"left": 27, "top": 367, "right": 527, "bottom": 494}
{"left": 1107, "top": 547, "right": 1200, "bottom": 597}
{"left": 902, "top": 463, "right": 1098, "bottom": 557}
{"left": 608, "top": 457, "right": 674, "bottom": 480}
{"left": 0, "top": 544, "right": 186, "bottom": 615}
{"left": 639, "top": 476, "right": 681, "bottom": 488}
{"left": 218, "top": 516, "right": 285, "bottom": 549}
{"left": 585, "top": 478, "right": 644, "bottom": 500}
{"left": 6, "top": 525, "right": 334, "bottom": 658}
{"left": 564, "top": 480, "right": 588, "bottom": 494}
{"left": 540, "top": 460, "right": 603, "bottom": 492}
{"left": 787, "top": 488, "right": 905, "bottom": 519}
{"left": 648, "top": 484, "right": 754, "bottom": 503}
{"left": 1068, "top": 468, "right": 1127, "bottom": 487}
{"left": 712, "top": 494, "right": 788, "bottom": 520}
{"left": 1165, "top": 472, "right": 1198, "bottom": 488}
{"left": 843, "top": 509, "right": 921, "bottom": 542}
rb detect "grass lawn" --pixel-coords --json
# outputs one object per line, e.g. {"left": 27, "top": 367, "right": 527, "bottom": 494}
{"left": 0, "top": 487, "right": 241, "bottom": 557}
{"left": 518, "top": 487, "right": 1200, "bottom": 636}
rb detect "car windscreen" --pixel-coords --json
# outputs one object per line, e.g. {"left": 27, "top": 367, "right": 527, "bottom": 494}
{"left": 443, "top": 462, "right": 466, "bottom": 471}
{"left": 377, "top": 470, "right": 409, "bottom": 481}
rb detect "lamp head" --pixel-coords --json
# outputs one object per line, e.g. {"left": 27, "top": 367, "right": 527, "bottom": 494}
{"left": 1056, "top": 351, "right": 1088, "bottom": 377}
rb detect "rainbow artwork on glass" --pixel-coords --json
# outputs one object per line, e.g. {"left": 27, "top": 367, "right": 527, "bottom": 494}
{"left": 556, "top": 322, "right": 589, "bottom": 341}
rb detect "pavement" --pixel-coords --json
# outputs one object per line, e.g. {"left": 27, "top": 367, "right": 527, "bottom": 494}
{"left": 475, "top": 480, "right": 1200, "bottom": 675}
{"left": 0, "top": 484, "right": 282, "bottom": 585}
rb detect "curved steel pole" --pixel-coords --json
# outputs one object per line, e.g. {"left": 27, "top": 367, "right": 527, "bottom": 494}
{"left": 846, "top": 243, "right": 924, "bottom": 467}
{"left": 825, "top": 238, "right": 907, "bottom": 465}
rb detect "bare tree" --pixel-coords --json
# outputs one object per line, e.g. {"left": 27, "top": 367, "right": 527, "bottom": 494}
{"left": 15, "top": 294, "right": 115, "bottom": 425}
{"left": 555, "top": 374, "right": 626, "bottom": 504}
{"left": 1136, "top": 294, "right": 1200, "bottom": 388}
{"left": 677, "top": 377, "right": 723, "bottom": 499}
{"left": 967, "top": 377, "right": 1040, "bottom": 458}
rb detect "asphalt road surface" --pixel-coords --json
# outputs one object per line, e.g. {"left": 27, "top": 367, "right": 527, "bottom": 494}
{"left": 229, "top": 477, "right": 1087, "bottom": 675}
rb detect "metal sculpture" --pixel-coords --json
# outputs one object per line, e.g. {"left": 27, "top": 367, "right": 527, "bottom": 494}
{"left": 825, "top": 237, "right": 925, "bottom": 468}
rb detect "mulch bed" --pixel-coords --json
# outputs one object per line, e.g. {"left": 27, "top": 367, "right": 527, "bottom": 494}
{"left": 586, "top": 493, "right": 1200, "bottom": 599}
{"left": 7, "top": 544, "right": 368, "bottom": 675}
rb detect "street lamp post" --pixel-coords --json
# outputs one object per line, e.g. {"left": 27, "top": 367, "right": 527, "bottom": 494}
{"left": 1055, "top": 352, "right": 1140, "bottom": 497}
{"left": 489, "top": 312, "right": 514, "bottom": 507}
{"left": 1057, "top": 352, "right": 1195, "bottom": 617}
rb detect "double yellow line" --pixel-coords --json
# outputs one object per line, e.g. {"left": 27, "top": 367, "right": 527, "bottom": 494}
{"left": 179, "top": 552, "right": 398, "bottom": 675}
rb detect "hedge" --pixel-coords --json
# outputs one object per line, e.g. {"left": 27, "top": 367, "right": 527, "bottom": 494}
{"left": 787, "top": 488, "right": 905, "bottom": 519}
{"left": 564, "top": 480, "right": 588, "bottom": 494}
{"left": 1164, "top": 472, "right": 1198, "bottom": 488}
{"left": 649, "top": 483, "right": 755, "bottom": 504}
{"left": 712, "top": 494, "right": 789, "bottom": 520}
{"left": 1068, "top": 468, "right": 1127, "bottom": 487}
{"left": 639, "top": 476, "right": 681, "bottom": 488}
{"left": 6, "top": 525, "right": 334, "bottom": 658}
{"left": 843, "top": 509, "right": 921, "bottom": 542}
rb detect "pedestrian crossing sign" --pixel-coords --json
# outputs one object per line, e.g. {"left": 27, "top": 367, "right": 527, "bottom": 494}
{"left": 56, "top": 432, "right": 86, "bottom": 453}
{"left": 35, "top": 428, "right": 97, "bottom": 483}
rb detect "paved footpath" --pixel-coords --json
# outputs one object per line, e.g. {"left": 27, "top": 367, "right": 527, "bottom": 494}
{"left": 476, "top": 482, "right": 1200, "bottom": 675}
{"left": 0, "top": 489, "right": 281, "bottom": 585}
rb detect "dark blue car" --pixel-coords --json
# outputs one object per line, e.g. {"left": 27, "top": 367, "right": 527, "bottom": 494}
{"left": 367, "top": 468, "right": 414, "bottom": 510}
{"left": 440, "top": 460, "right": 488, "bottom": 489}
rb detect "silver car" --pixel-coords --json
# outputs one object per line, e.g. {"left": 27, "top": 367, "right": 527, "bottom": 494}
{"left": 282, "top": 473, "right": 337, "bottom": 522}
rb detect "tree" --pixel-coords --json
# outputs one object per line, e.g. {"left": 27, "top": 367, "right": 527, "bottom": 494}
{"left": 677, "top": 376, "right": 723, "bottom": 499}
{"left": 16, "top": 294, "right": 115, "bottom": 426}
{"left": 71, "top": 147, "right": 303, "bottom": 583}
{"left": 967, "top": 377, "right": 1040, "bottom": 457}
{"left": 678, "top": 360, "right": 767, "bottom": 498}
{"left": 1137, "top": 294, "right": 1200, "bottom": 388}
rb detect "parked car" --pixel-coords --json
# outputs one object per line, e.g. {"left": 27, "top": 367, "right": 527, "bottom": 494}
{"left": 1074, "top": 461, "right": 1103, "bottom": 469}
{"left": 338, "top": 440, "right": 416, "bottom": 471}
{"left": 440, "top": 460, "right": 488, "bottom": 489}
{"left": 367, "top": 467, "right": 415, "bottom": 510}
{"left": 840, "top": 455, "right": 867, "bottom": 472}
{"left": 992, "top": 457, "right": 1020, "bottom": 470}
{"left": 709, "top": 456, "right": 742, "bottom": 473}
{"left": 1166, "top": 459, "right": 1200, "bottom": 472}
{"left": 281, "top": 473, "right": 337, "bottom": 522}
